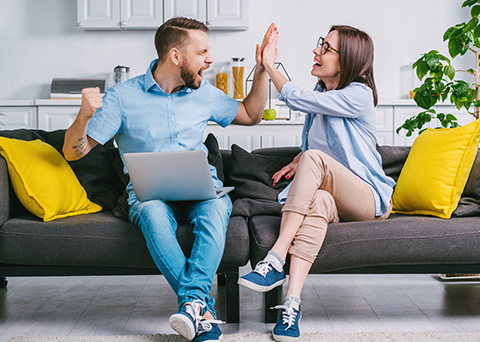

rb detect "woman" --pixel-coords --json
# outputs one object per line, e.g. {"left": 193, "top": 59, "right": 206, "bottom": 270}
{"left": 238, "top": 25, "right": 396, "bottom": 341}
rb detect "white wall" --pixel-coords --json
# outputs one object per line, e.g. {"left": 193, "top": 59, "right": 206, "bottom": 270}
{"left": 0, "top": 0, "right": 471, "bottom": 101}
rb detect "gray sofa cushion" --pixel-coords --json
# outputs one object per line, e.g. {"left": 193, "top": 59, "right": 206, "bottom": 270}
{"left": 0, "top": 213, "right": 249, "bottom": 268}
{"left": 248, "top": 214, "right": 480, "bottom": 272}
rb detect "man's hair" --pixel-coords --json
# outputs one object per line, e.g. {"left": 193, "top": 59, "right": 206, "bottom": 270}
{"left": 154, "top": 17, "right": 209, "bottom": 63}
{"left": 319, "top": 25, "right": 378, "bottom": 106}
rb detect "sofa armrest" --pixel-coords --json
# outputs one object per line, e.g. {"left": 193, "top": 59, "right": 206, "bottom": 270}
{"left": 0, "top": 156, "right": 10, "bottom": 225}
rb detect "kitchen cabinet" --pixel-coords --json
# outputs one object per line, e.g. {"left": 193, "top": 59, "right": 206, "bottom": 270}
{"left": 0, "top": 103, "right": 37, "bottom": 130}
{"left": 37, "top": 106, "right": 79, "bottom": 132}
{"left": 78, "top": 0, "right": 248, "bottom": 30}
{"left": 78, "top": 0, "right": 162, "bottom": 30}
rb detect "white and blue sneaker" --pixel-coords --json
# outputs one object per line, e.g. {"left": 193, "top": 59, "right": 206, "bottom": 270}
{"left": 169, "top": 300, "right": 205, "bottom": 340}
{"left": 193, "top": 319, "right": 224, "bottom": 342}
{"left": 238, "top": 259, "right": 286, "bottom": 292}
{"left": 271, "top": 297, "right": 301, "bottom": 342}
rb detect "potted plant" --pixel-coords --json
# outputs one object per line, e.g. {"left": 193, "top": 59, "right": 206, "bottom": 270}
{"left": 397, "top": 0, "right": 480, "bottom": 136}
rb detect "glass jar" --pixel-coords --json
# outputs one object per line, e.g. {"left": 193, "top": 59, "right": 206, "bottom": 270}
{"left": 231, "top": 57, "right": 245, "bottom": 99}
{"left": 114, "top": 65, "right": 130, "bottom": 84}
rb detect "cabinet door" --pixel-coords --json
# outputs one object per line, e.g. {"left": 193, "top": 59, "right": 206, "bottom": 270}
{"left": 38, "top": 107, "right": 80, "bottom": 131}
{"left": 375, "top": 105, "right": 394, "bottom": 146}
{"left": 0, "top": 107, "right": 37, "bottom": 130}
{"left": 77, "top": 0, "right": 121, "bottom": 30}
{"left": 259, "top": 124, "right": 303, "bottom": 149}
{"left": 206, "top": 0, "right": 248, "bottom": 30}
{"left": 120, "top": 0, "right": 163, "bottom": 29}
{"left": 164, "top": 0, "right": 206, "bottom": 22}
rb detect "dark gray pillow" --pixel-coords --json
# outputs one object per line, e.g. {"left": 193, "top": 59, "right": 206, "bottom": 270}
{"left": 204, "top": 133, "right": 224, "bottom": 183}
{"left": 453, "top": 150, "right": 480, "bottom": 217}
{"left": 229, "top": 144, "right": 292, "bottom": 201}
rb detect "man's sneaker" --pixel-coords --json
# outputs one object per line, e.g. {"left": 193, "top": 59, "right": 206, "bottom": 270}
{"left": 193, "top": 319, "right": 224, "bottom": 342}
{"left": 169, "top": 300, "right": 205, "bottom": 340}
{"left": 271, "top": 302, "right": 301, "bottom": 342}
{"left": 238, "top": 260, "right": 286, "bottom": 292}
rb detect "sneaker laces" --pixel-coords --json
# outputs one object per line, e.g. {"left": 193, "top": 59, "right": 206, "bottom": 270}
{"left": 197, "top": 319, "right": 225, "bottom": 335}
{"left": 185, "top": 300, "right": 206, "bottom": 330}
{"left": 253, "top": 260, "right": 273, "bottom": 278}
{"left": 270, "top": 304, "right": 298, "bottom": 331}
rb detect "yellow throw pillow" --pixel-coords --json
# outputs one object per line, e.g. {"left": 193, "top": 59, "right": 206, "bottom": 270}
{"left": 0, "top": 137, "right": 102, "bottom": 222}
{"left": 392, "top": 119, "right": 480, "bottom": 219}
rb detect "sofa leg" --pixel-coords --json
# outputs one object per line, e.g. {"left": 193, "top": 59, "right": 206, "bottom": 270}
{"left": 217, "top": 273, "right": 226, "bottom": 286}
{"left": 225, "top": 271, "right": 240, "bottom": 323}
{"left": 0, "top": 277, "right": 7, "bottom": 289}
{"left": 265, "top": 286, "right": 282, "bottom": 323}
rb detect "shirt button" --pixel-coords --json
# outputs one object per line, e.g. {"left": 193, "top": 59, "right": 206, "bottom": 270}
{"left": 168, "top": 96, "right": 171, "bottom": 99}
{"left": 170, "top": 118, "right": 174, "bottom": 122}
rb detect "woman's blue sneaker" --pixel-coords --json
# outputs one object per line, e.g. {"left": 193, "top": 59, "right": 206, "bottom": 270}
{"left": 238, "top": 260, "right": 286, "bottom": 292}
{"left": 272, "top": 302, "right": 301, "bottom": 342}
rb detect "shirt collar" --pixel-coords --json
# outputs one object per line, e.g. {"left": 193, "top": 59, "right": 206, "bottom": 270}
{"left": 143, "top": 59, "right": 194, "bottom": 94}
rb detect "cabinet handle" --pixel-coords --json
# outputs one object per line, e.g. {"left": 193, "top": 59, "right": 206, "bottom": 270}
{"left": 120, "top": 21, "right": 127, "bottom": 27}
{"left": 207, "top": 20, "right": 214, "bottom": 25}
{"left": 78, "top": 21, "right": 84, "bottom": 27}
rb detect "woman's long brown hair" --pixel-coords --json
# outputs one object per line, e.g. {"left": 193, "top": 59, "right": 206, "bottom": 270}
{"left": 319, "top": 25, "right": 378, "bottom": 106}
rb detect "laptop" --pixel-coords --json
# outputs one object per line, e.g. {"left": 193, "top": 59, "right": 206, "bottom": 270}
{"left": 123, "top": 150, "right": 234, "bottom": 202}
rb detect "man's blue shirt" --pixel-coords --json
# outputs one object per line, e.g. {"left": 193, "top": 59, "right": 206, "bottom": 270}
{"left": 87, "top": 59, "right": 239, "bottom": 204}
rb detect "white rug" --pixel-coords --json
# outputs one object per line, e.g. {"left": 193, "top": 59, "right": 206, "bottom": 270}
{"left": 10, "top": 331, "right": 480, "bottom": 342}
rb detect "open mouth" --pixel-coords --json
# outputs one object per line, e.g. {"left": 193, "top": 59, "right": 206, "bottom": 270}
{"left": 313, "top": 62, "right": 322, "bottom": 68}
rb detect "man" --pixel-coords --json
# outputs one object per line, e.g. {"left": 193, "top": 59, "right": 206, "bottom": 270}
{"left": 63, "top": 17, "right": 271, "bottom": 342}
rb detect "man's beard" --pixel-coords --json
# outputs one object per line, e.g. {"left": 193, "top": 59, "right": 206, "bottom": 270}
{"left": 180, "top": 60, "right": 201, "bottom": 89}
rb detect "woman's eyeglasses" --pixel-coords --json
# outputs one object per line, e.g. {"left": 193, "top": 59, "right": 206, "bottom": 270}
{"left": 317, "top": 37, "right": 339, "bottom": 55}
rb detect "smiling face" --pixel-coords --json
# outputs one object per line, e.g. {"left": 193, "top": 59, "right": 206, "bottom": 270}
{"left": 311, "top": 30, "right": 341, "bottom": 90}
{"left": 178, "top": 30, "right": 213, "bottom": 89}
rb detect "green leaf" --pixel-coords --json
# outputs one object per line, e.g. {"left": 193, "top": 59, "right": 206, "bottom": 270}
{"left": 472, "top": 5, "right": 480, "bottom": 17}
{"left": 448, "top": 37, "right": 460, "bottom": 58}
{"left": 446, "top": 113, "right": 458, "bottom": 121}
{"left": 474, "top": 24, "right": 480, "bottom": 39}
{"left": 463, "top": 0, "right": 478, "bottom": 8}
{"left": 444, "top": 64, "right": 456, "bottom": 80}
{"left": 467, "top": 16, "right": 479, "bottom": 31}
{"left": 415, "top": 60, "right": 429, "bottom": 80}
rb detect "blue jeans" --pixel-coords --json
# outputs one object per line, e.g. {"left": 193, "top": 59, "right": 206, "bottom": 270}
{"left": 128, "top": 195, "right": 232, "bottom": 317}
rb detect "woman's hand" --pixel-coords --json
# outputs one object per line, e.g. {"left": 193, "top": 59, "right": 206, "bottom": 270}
{"left": 262, "top": 25, "right": 278, "bottom": 71}
{"left": 256, "top": 23, "right": 276, "bottom": 69}
{"left": 272, "top": 152, "right": 302, "bottom": 186}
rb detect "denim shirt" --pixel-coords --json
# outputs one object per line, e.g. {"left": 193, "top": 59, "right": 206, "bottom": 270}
{"left": 87, "top": 59, "right": 239, "bottom": 205}
{"left": 279, "top": 81, "right": 395, "bottom": 216}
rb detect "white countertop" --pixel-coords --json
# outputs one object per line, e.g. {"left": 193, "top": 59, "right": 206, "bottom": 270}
{"left": 1, "top": 98, "right": 419, "bottom": 107}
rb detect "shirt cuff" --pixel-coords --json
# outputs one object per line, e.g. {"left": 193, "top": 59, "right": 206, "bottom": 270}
{"left": 279, "top": 81, "right": 294, "bottom": 102}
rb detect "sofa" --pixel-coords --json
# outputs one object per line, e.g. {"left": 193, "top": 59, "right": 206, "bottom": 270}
{"left": 1, "top": 129, "right": 480, "bottom": 325}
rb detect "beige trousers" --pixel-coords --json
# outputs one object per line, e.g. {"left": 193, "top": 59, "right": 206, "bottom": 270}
{"left": 282, "top": 149, "right": 391, "bottom": 263}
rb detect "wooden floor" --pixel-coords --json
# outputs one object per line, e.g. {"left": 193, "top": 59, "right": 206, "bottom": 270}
{"left": 1, "top": 269, "right": 480, "bottom": 341}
